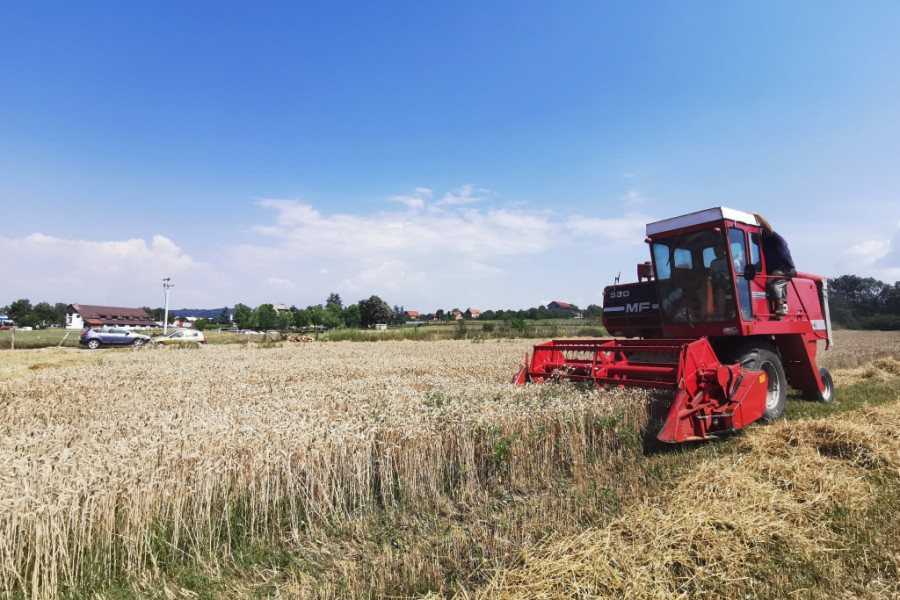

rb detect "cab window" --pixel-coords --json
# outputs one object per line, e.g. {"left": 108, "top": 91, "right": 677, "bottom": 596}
{"left": 673, "top": 248, "right": 692, "bottom": 269}
{"left": 749, "top": 232, "right": 762, "bottom": 271}
{"left": 650, "top": 229, "right": 735, "bottom": 324}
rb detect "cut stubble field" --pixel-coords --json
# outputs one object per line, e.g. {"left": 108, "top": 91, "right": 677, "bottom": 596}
{"left": 1, "top": 330, "right": 899, "bottom": 599}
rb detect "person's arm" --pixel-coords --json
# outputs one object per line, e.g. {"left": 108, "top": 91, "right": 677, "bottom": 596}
{"left": 751, "top": 212, "right": 774, "bottom": 235}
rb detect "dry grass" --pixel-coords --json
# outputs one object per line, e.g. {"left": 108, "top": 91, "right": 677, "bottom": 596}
{"left": 0, "top": 340, "right": 649, "bottom": 599}
{"left": 817, "top": 329, "right": 900, "bottom": 370}
{"left": 463, "top": 373, "right": 900, "bottom": 600}
{"left": 0, "top": 347, "right": 102, "bottom": 382}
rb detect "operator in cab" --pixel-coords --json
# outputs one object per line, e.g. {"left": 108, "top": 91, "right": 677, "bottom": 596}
{"left": 752, "top": 212, "right": 796, "bottom": 319}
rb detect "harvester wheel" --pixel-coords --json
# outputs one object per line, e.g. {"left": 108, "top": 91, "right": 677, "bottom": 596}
{"left": 730, "top": 345, "right": 787, "bottom": 420}
{"left": 803, "top": 366, "right": 834, "bottom": 404}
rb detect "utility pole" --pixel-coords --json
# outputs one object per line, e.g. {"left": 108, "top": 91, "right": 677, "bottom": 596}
{"left": 163, "top": 278, "right": 174, "bottom": 335}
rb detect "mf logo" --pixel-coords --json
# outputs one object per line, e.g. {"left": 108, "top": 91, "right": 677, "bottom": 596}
{"left": 626, "top": 301, "right": 652, "bottom": 313}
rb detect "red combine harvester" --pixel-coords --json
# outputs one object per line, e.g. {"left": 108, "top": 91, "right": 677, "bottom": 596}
{"left": 513, "top": 207, "right": 834, "bottom": 443}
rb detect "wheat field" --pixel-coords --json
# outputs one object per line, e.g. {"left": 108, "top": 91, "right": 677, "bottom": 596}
{"left": 0, "top": 340, "right": 650, "bottom": 598}
{"left": 2, "top": 331, "right": 897, "bottom": 598}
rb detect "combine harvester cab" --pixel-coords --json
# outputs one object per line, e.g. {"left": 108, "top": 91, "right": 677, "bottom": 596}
{"left": 513, "top": 207, "right": 834, "bottom": 443}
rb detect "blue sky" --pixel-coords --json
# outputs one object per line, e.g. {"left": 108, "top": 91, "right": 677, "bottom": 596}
{"left": 2, "top": 2, "right": 899, "bottom": 311}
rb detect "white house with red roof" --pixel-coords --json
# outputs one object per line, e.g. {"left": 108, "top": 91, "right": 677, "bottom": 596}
{"left": 66, "top": 304, "right": 157, "bottom": 330}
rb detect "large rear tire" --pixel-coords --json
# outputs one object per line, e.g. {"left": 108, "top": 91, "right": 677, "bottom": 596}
{"left": 803, "top": 366, "right": 834, "bottom": 404}
{"left": 86, "top": 339, "right": 101, "bottom": 350}
{"left": 730, "top": 345, "right": 788, "bottom": 420}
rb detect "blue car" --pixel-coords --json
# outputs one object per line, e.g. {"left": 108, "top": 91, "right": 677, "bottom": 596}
{"left": 80, "top": 327, "right": 152, "bottom": 349}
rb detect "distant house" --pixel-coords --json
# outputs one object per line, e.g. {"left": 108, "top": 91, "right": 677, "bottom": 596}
{"left": 174, "top": 317, "right": 196, "bottom": 328}
{"left": 405, "top": 311, "right": 421, "bottom": 320}
{"left": 465, "top": 308, "right": 482, "bottom": 319}
{"left": 273, "top": 303, "right": 291, "bottom": 313}
{"left": 450, "top": 310, "right": 464, "bottom": 320}
{"left": 66, "top": 304, "right": 157, "bottom": 330}
{"left": 547, "top": 301, "right": 575, "bottom": 311}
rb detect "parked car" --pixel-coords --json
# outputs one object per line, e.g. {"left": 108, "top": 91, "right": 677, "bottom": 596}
{"left": 153, "top": 329, "right": 206, "bottom": 346}
{"left": 80, "top": 327, "right": 152, "bottom": 349}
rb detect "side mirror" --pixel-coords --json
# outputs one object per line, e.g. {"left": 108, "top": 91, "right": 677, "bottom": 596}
{"left": 743, "top": 263, "right": 757, "bottom": 280}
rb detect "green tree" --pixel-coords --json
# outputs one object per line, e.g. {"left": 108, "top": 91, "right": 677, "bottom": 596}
{"left": 308, "top": 304, "right": 326, "bottom": 327}
{"left": 218, "top": 307, "right": 230, "bottom": 325}
{"left": 585, "top": 304, "right": 604, "bottom": 318}
{"left": 8, "top": 299, "right": 35, "bottom": 327}
{"left": 233, "top": 303, "right": 252, "bottom": 329}
{"left": 194, "top": 318, "right": 212, "bottom": 331}
{"left": 142, "top": 307, "right": 165, "bottom": 322}
{"left": 392, "top": 305, "right": 406, "bottom": 325}
{"left": 33, "top": 302, "right": 55, "bottom": 327}
{"left": 251, "top": 304, "right": 278, "bottom": 330}
{"left": 278, "top": 310, "right": 293, "bottom": 331}
{"left": 358, "top": 295, "right": 393, "bottom": 328}
{"left": 323, "top": 303, "right": 343, "bottom": 329}
{"left": 293, "top": 308, "right": 311, "bottom": 329}
{"left": 342, "top": 304, "right": 361, "bottom": 328}
{"left": 52, "top": 303, "right": 68, "bottom": 326}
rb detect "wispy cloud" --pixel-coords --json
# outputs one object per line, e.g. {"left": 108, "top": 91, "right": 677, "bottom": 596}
{"left": 435, "top": 184, "right": 490, "bottom": 206}
{"left": 390, "top": 187, "right": 433, "bottom": 209}
{"left": 621, "top": 189, "right": 646, "bottom": 206}
{"left": 840, "top": 240, "right": 890, "bottom": 267}
{"left": 565, "top": 213, "right": 649, "bottom": 243}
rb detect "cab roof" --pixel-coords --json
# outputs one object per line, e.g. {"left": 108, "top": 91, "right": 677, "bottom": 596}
{"left": 646, "top": 207, "right": 759, "bottom": 236}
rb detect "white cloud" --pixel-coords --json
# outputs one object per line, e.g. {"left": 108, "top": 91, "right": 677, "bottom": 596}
{"left": 247, "top": 198, "right": 555, "bottom": 258}
{"left": 221, "top": 189, "right": 576, "bottom": 308}
{"left": 565, "top": 213, "right": 649, "bottom": 243}
{"left": 834, "top": 230, "right": 900, "bottom": 282}
{"left": 435, "top": 184, "right": 490, "bottom": 206}
{"left": 840, "top": 240, "right": 890, "bottom": 267}
{"left": 0, "top": 187, "right": 668, "bottom": 311}
{"left": 621, "top": 189, "right": 646, "bottom": 206}
{"left": 8, "top": 233, "right": 198, "bottom": 274}
{"left": 0, "top": 233, "right": 208, "bottom": 306}
{"left": 390, "top": 187, "right": 433, "bottom": 209}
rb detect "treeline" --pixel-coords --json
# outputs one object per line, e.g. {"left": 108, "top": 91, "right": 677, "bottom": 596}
{"left": 6, "top": 275, "right": 895, "bottom": 331}
{"left": 0, "top": 300, "right": 67, "bottom": 328}
{"left": 829, "top": 275, "right": 900, "bottom": 330}
{"left": 192, "top": 295, "right": 603, "bottom": 332}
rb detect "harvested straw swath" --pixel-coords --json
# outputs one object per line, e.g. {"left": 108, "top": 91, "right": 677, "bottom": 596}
{"left": 471, "top": 400, "right": 900, "bottom": 600}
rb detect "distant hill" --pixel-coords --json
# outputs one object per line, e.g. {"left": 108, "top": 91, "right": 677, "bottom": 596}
{"left": 170, "top": 308, "right": 231, "bottom": 320}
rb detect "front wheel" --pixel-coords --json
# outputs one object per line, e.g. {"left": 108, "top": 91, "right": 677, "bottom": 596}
{"left": 731, "top": 345, "right": 788, "bottom": 420}
{"left": 804, "top": 366, "right": 835, "bottom": 404}
{"left": 86, "top": 339, "right": 101, "bottom": 350}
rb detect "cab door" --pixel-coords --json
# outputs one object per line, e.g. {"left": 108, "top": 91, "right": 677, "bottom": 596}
{"left": 746, "top": 229, "right": 770, "bottom": 318}
{"left": 727, "top": 227, "right": 754, "bottom": 321}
